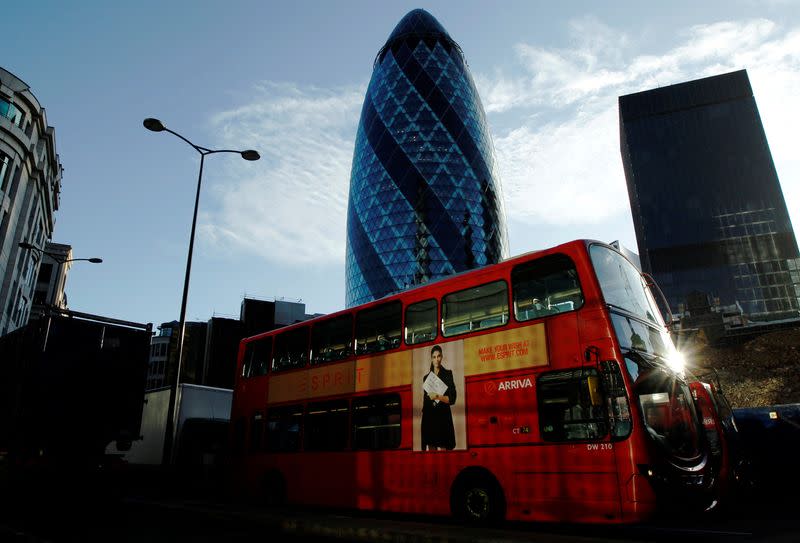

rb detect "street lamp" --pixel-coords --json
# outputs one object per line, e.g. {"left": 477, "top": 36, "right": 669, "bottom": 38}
{"left": 18, "top": 242, "right": 103, "bottom": 264}
{"left": 143, "top": 117, "right": 259, "bottom": 465}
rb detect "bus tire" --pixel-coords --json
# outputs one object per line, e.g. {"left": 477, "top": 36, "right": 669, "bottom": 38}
{"left": 261, "top": 470, "right": 287, "bottom": 506}
{"left": 450, "top": 470, "right": 506, "bottom": 524}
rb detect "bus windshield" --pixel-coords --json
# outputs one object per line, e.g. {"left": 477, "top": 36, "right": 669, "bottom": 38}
{"left": 590, "top": 244, "right": 679, "bottom": 366}
{"left": 591, "top": 245, "right": 703, "bottom": 462}
{"left": 590, "top": 245, "right": 663, "bottom": 326}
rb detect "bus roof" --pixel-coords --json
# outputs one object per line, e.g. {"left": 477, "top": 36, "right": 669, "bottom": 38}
{"left": 241, "top": 238, "right": 612, "bottom": 343}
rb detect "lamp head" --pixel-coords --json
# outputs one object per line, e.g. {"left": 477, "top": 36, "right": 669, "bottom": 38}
{"left": 241, "top": 150, "right": 260, "bottom": 161}
{"left": 143, "top": 118, "right": 166, "bottom": 132}
{"left": 88, "top": 258, "right": 103, "bottom": 264}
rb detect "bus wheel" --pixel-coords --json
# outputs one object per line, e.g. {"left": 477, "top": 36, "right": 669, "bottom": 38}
{"left": 261, "top": 470, "right": 286, "bottom": 506}
{"left": 451, "top": 471, "right": 506, "bottom": 524}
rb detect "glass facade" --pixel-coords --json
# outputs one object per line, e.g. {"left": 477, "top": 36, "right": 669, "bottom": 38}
{"left": 620, "top": 70, "right": 800, "bottom": 321}
{"left": 345, "top": 9, "right": 508, "bottom": 307}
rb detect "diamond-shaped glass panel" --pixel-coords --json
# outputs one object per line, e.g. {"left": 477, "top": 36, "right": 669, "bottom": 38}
{"left": 345, "top": 10, "right": 509, "bottom": 307}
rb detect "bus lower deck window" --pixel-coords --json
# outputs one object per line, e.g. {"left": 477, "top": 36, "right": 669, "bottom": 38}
{"left": 538, "top": 369, "right": 608, "bottom": 442}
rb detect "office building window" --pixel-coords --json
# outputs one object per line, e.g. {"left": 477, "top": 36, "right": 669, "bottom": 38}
{"left": 0, "top": 153, "right": 9, "bottom": 192}
{"left": 38, "top": 263, "right": 53, "bottom": 283}
{"left": 0, "top": 97, "right": 24, "bottom": 128}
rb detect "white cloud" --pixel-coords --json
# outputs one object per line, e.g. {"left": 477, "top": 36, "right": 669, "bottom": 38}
{"left": 496, "top": 107, "right": 627, "bottom": 225}
{"left": 203, "top": 19, "right": 800, "bottom": 268}
{"left": 202, "top": 82, "right": 365, "bottom": 265}
{"left": 480, "top": 19, "right": 800, "bottom": 233}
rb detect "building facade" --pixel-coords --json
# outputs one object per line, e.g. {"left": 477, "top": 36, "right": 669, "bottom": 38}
{"left": 29, "top": 242, "right": 72, "bottom": 319}
{"left": 0, "top": 67, "right": 62, "bottom": 336}
{"left": 146, "top": 324, "right": 173, "bottom": 391}
{"left": 145, "top": 321, "right": 207, "bottom": 391}
{"left": 620, "top": 70, "right": 800, "bottom": 322}
{"left": 202, "top": 316, "right": 244, "bottom": 389}
{"left": 345, "top": 9, "right": 508, "bottom": 307}
{"left": 145, "top": 298, "right": 321, "bottom": 391}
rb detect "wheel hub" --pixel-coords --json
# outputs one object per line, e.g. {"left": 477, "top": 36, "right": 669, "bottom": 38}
{"left": 465, "top": 487, "right": 490, "bottom": 519}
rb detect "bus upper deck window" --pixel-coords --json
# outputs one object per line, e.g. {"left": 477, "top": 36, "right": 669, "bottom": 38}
{"left": 272, "top": 327, "right": 309, "bottom": 372}
{"left": 512, "top": 254, "right": 583, "bottom": 322}
{"left": 249, "top": 336, "right": 273, "bottom": 376}
{"left": 405, "top": 299, "right": 437, "bottom": 345}
{"left": 241, "top": 343, "right": 254, "bottom": 378}
{"left": 442, "top": 280, "right": 508, "bottom": 337}
{"left": 311, "top": 314, "right": 353, "bottom": 364}
{"left": 355, "top": 301, "right": 402, "bottom": 355}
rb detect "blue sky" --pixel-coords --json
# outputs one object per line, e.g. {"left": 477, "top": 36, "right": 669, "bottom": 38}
{"left": 5, "top": 0, "right": 799, "bottom": 327}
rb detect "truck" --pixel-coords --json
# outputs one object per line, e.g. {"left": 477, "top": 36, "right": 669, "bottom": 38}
{"left": 106, "top": 383, "right": 232, "bottom": 471}
{"left": 0, "top": 309, "right": 151, "bottom": 475}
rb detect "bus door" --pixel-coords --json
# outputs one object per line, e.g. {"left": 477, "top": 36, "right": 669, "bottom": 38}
{"left": 531, "top": 367, "right": 621, "bottom": 522}
{"left": 297, "top": 398, "right": 354, "bottom": 507}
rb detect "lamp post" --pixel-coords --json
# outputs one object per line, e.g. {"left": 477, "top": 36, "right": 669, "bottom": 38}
{"left": 143, "top": 117, "right": 259, "bottom": 465}
{"left": 18, "top": 242, "right": 103, "bottom": 264}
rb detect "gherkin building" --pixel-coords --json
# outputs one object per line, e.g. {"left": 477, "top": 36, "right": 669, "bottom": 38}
{"left": 345, "top": 9, "right": 508, "bottom": 307}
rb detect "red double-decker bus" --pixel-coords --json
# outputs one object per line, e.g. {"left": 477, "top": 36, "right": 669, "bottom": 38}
{"left": 229, "top": 240, "right": 715, "bottom": 523}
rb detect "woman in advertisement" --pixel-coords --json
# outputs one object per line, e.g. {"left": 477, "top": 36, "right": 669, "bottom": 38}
{"left": 421, "top": 345, "right": 457, "bottom": 450}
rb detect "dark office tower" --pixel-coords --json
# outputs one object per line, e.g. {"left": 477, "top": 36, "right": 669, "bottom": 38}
{"left": 620, "top": 70, "right": 800, "bottom": 321}
{"left": 345, "top": 9, "right": 508, "bottom": 307}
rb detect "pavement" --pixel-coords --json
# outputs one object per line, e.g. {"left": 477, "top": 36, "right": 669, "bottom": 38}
{"left": 1, "top": 461, "right": 799, "bottom": 542}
